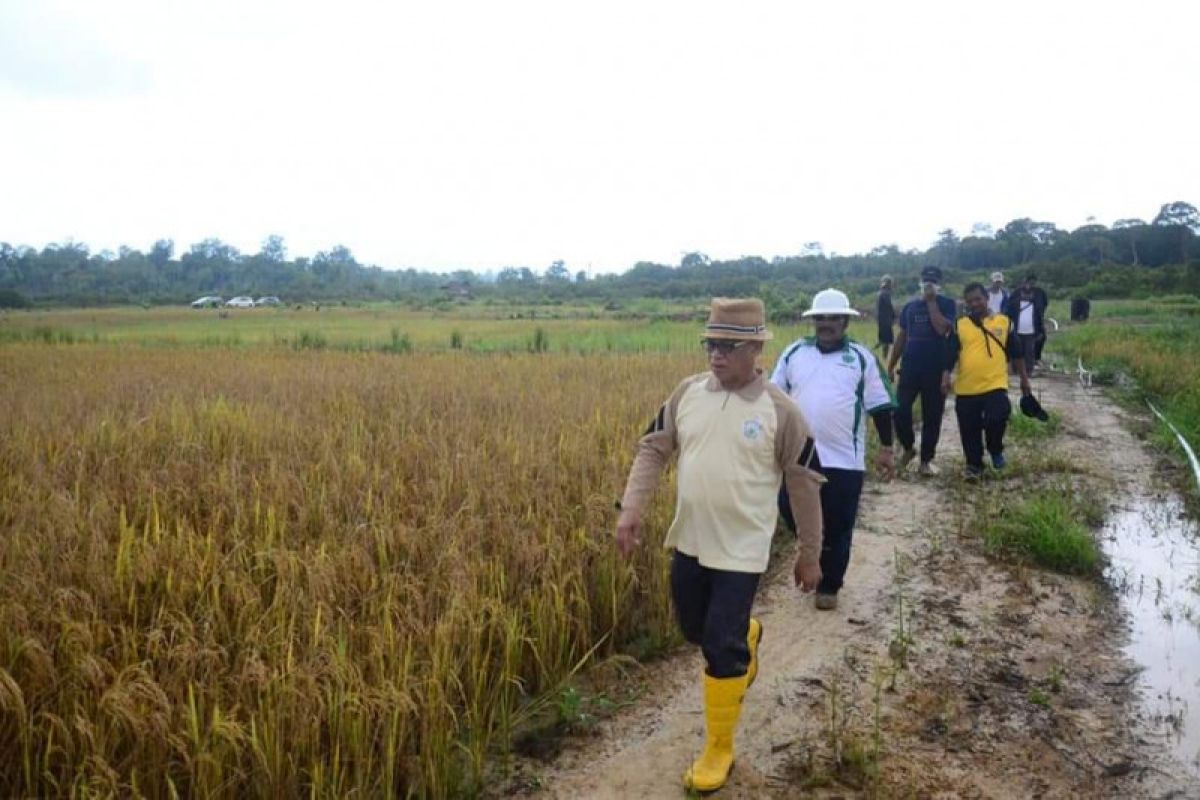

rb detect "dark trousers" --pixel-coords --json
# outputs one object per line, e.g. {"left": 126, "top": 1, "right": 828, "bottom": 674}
{"left": 955, "top": 390, "right": 1011, "bottom": 469}
{"left": 1018, "top": 333, "right": 1038, "bottom": 374}
{"left": 777, "top": 458, "right": 865, "bottom": 596}
{"left": 670, "top": 551, "right": 760, "bottom": 678}
{"left": 894, "top": 368, "right": 946, "bottom": 463}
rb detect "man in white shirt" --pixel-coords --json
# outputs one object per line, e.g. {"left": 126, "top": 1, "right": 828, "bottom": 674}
{"left": 771, "top": 288, "right": 897, "bottom": 610}
{"left": 987, "top": 271, "right": 1009, "bottom": 315}
{"left": 1005, "top": 272, "right": 1048, "bottom": 376}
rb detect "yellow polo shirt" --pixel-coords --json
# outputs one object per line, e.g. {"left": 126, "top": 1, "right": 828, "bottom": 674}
{"left": 954, "top": 314, "right": 1013, "bottom": 396}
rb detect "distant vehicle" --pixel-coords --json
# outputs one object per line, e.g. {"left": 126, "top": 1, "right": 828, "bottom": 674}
{"left": 190, "top": 295, "right": 224, "bottom": 308}
{"left": 255, "top": 296, "right": 283, "bottom": 307}
{"left": 225, "top": 296, "right": 256, "bottom": 308}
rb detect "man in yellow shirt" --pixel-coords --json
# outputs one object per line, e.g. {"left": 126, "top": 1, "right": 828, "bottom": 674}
{"left": 943, "top": 282, "right": 1033, "bottom": 481}
{"left": 615, "top": 298, "right": 824, "bottom": 792}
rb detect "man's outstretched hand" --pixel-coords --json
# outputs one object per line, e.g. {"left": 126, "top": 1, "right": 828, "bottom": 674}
{"left": 794, "top": 559, "right": 821, "bottom": 592}
{"left": 615, "top": 509, "right": 643, "bottom": 558}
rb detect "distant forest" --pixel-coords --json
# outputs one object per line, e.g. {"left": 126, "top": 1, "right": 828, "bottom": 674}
{"left": 2, "top": 201, "right": 1198, "bottom": 309}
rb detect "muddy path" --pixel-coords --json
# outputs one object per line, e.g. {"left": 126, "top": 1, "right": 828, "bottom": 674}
{"left": 513, "top": 370, "right": 1199, "bottom": 798}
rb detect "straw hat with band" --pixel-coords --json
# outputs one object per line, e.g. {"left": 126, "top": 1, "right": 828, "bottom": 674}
{"left": 702, "top": 298, "right": 773, "bottom": 342}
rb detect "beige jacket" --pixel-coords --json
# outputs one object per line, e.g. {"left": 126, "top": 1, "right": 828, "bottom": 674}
{"left": 621, "top": 372, "right": 824, "bottom": 573}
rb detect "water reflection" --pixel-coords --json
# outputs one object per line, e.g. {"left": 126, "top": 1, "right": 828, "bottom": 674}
{"left": 1105, "top": 495, "right": 1200, "bottom": 775}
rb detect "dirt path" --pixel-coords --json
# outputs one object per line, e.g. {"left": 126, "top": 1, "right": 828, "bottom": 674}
{"left": 521, "top": 371, "right": 1199, "bottom": 798}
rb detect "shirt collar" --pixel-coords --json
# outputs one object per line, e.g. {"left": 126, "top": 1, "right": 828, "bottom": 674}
{"left": 816, "top": 336, "right": 849, "bottom": 354}
{"left": 705, "top": 370, "right": 767, "bottom": 401}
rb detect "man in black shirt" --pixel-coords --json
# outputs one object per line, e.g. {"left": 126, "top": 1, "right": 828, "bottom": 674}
{"left": 876, "top": 275, "right": 896, "bottom": 361}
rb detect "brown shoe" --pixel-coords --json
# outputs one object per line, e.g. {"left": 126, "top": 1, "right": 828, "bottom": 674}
{"left": 815, "top": 593, "right": 838, "bottom": 610}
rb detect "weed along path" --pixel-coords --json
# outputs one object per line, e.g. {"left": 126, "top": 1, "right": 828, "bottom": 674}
{"left": 521, "top": 370, "right": 1200, "bottom": 798}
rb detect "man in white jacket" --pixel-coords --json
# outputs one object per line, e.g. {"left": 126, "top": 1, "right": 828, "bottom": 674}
{"left": 771, "top": 288, "right": 897, "bottom": 610}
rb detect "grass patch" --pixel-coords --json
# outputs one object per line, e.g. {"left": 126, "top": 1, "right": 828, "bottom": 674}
{"left": 293, "top": 329, "right": 328, "bottom": 350}
{"left": 1007, "top": 407, "right": 1062, "bottom": 442}
{"left": 977, "top": 488, "right": 1103, "bottom": 575}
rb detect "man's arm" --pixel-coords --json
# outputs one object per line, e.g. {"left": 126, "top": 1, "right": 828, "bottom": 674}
{"left": 769, "top": 387, "right": 825, "bottom": 591}
{"left": 616, "top": 378, "right": 689, "bottom": 556}
{"left": 942, "top": 326, "right": 961, "bottom": 396}
{"left": 871, "top": 411, "right": 895, "bottom": 479}
{"left": 926, "top": 292, "right": 952, "bottom": 336}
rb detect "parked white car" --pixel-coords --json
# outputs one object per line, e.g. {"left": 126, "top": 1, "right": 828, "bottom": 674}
{"left": 190, "top": 295, "right": 224, "bottom": 308}
{"left": 255, "top": 296, "right": 283, "bottom": 307}
{"left": 225, "top": 296, "right": 256, "bottom": 308}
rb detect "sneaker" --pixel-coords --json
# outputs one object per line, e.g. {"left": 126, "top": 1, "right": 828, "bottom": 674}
{"left": 898, "top": 447, "right": 917, "bottom": 471}
{"left": 918, "top": 461, "right": 939, "bottom": 477}
{"left": 991, "top": 453, "right": 1006, "bottom": 470}
{"left": 963, "top": 466, "right": 983, "bottom": 483}
{"left": 815, "top": 593, "right": 838, "bottom": 611}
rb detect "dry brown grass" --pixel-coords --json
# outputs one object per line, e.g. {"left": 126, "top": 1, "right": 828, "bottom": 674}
{"left": 0, "top": 344, "right": 692, "bottom": 796}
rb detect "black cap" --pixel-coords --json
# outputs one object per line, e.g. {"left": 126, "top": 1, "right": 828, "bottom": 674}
{"left": 1020, "top": 393, "right": 1050, "bottom": 422}
{"left": 920, "top": 266, "right": 943, "bottom": 283}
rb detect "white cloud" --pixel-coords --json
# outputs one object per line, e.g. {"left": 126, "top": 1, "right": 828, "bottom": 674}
{"left": 1, "top": 0, "right": 1197, "bottom": 272}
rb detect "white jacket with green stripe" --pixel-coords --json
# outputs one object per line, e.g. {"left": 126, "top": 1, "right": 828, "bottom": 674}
{"left": 770, "top": 337, "right": 896, "bottom": 472}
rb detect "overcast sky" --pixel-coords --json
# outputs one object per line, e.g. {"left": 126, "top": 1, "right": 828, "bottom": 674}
{"left": 1, "top": 0, "right": 1197, "bottom": 273}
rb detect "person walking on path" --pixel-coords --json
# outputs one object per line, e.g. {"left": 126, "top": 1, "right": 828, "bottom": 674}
{"left": 615, "top": 297, "right": 824, "bottom": 793}
{"left": 1005, "top": 271, "right": 1049, "bottom": 375}
{"left": 771, "top": 288, "right": 897, "bottom": 611}
{"left": 987, "top": 271, "right": 1009, "bottom": 315}
{"left": 876, "top": 275, "right": 897, "bottom": 361}
{"left": 886, "top": 266, "right": 957, "bottom": 476}
{"left": 945, "top": 283, "right": 1032, "bottom": 481}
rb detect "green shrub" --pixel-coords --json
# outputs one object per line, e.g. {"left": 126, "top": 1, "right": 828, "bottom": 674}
{"left": 0, "top": 289, "right": 32, "bottom": 309}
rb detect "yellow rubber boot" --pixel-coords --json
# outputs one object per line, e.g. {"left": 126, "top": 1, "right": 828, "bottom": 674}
{"left": 683, "top": 673, "right": 747, "bottom": 793}
{"left": 746, "top": 618, "right": 763, "bottom": 689}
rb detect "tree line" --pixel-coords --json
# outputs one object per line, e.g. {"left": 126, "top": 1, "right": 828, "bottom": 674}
{"left": 1, "top": 202, "right": 1198, "bottom": 309}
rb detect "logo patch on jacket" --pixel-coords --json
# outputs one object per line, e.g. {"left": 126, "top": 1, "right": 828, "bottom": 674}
{"left": 743, "top": 419, "right": 764, "bottom": 440}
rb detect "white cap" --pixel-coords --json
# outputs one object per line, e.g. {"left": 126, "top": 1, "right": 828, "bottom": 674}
{"left": 991, "top": 271, "right": 1004, "bottom": 282}
{"left": 803, "top": 288, "right": 860, "bottom": 317}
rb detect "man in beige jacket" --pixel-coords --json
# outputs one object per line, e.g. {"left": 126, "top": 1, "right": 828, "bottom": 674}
{"left": 615, "top": 297, "right": 824, "bottom": 792}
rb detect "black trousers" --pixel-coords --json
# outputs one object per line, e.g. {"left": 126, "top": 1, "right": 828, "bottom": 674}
{"left": 1016, "top": 333, "right": 1037, "bottom": 375}
{"left": 955, "top": 390, "right": 1011, "bottom": 469}
{"left": 777, "top": 456, "right": 865, "bottom": 596}
{"left": 894, "top": 367, "right": 946, "bottom": 463}
{"left": 670, "top": 551, "right": 760, "bottom": 679}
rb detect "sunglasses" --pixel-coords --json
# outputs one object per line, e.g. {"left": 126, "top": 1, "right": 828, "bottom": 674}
{"left": 701, "top": 339, "right": 750, "bottom": 355}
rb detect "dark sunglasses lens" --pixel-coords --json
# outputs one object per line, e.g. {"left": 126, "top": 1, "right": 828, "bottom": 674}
{"left": 703, "top": 339, "right": 739, "bottom": 354}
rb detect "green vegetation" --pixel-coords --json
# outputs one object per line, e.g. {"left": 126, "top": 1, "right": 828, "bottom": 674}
{"left": 0, "top": 305, "right": 888, "bottom": 356}
{"left": 978, "top": 489, "right": 1104, "bottom": 575}
{"left": 1055, "top": 296, "right": 1200, "bottom": 506}
{"left": 1007, "top": 408, "right": 1063, "bottom": 442}
{"left": 2, "top": 202, "right": 1198, "bottom": 307}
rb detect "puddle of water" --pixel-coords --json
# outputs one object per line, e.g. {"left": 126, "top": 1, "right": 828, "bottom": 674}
{"left": 1105, "top": 495, "right": 1200, "bottom": 775}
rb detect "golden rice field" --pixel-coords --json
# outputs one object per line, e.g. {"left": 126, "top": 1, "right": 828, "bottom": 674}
{"left": 0, "top": 343, "right": 704, "bottom": 797}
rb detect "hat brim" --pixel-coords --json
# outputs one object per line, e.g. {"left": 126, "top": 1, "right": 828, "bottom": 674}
{"left": 801, "top": 309, "right": 860, "bottom": 318}
{"left": 702, "top": 330, "right": 773, "bottom": 341}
